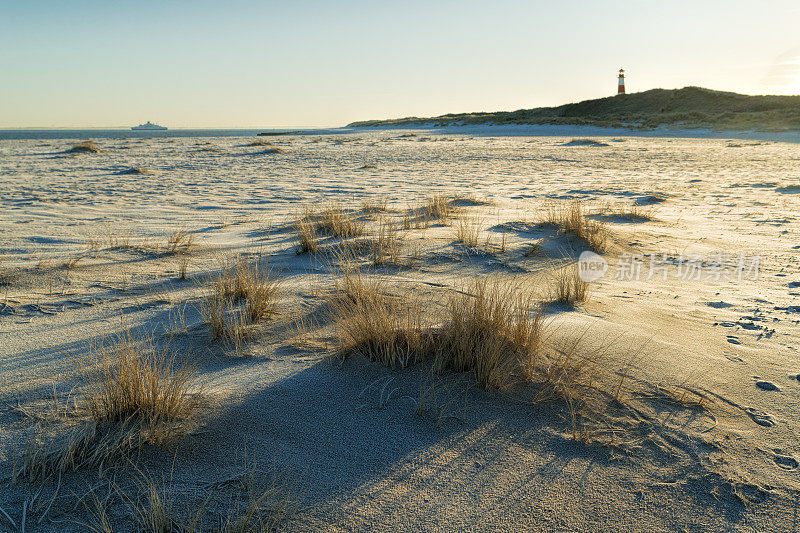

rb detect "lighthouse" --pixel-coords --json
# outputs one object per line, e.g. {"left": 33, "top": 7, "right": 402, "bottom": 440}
{"left": 617, "top": 68, "right": 625, "bottom": 95}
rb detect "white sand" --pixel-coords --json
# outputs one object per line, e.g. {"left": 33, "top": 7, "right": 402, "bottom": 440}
{"left": 0, "top": 128, "right": 798, "bottom": 530}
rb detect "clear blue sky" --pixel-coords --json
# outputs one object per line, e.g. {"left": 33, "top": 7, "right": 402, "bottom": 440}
{"left": 2, "top": 0, "right": 799, "bottom": 128}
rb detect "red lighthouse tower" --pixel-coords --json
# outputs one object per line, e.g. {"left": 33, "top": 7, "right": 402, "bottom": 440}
{"left": 617, "top": 68, "right": 626, "bottom": 95}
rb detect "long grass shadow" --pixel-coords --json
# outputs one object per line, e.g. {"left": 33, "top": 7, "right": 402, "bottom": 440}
{"left": 170, "top": 352, "right": 755, "bottom": 530}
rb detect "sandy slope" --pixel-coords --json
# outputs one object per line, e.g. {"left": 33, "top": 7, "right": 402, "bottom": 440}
{"left": 0, "top": 129, "right": 798, "bottom": 531}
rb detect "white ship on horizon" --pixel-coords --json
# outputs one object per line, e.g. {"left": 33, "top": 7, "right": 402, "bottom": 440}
{"left": 131, "top": 121, "right": 167, "bottom": 131}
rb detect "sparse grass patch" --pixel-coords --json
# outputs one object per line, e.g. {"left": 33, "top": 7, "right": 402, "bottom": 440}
{"left": 246, "top": 138, "right": 274, "bottom": 147}
{"left": 329, "top": 274, "right": 677, "bottom": 442}
{"left": 453, "top": 216, "right": 482, "bottom": 247}
{"left": 177, "top": 255, "right": 189, "bottom": 280}
{"left": 61, "top": 255, "right": 83, "bottom": 270}
{"left": 16, "top": 419, "right": 140, "bottom": 483}
{"left": 114, "top": 461, "right": 294, "bottom": 533}
{"left": 165, "top": 229, "right": 195, "bottom": 255}
{"left": 314, "top": 205, "right": 364, "bottom": 238}
{"left": 106, "top": 230, "right": 132, "bottom": 251}
{"left": 295, "top": 204, "right": 364, "bottom": 253}
{"left": 543, "top": 200, "right": 609, "bottom": 252}
{"left": 361, "top": 197, "right": 388, "bottom": 214}
{"left": 295, "top": 215, "right": 319, "bottom": 254}
{"left": 104, "top": 228, "right": 195, "bottom": 256}
{"left": 401, "top": 207, "right": 429, "bottom": 230}
{"left": 422, "top": 194, "right": 454, "bottom": 224}
{"left": 549, "top": 263, "right": 589, "bottom": 304}
{"left": 602, "top": 202, "right": 655, "bottom": 222}
{"left": 401, "top": 195, "right": 457, "bottom": 229}
{"left": 200, "top": 256, "right": 279, "bottom": 342}
{"left": 369, "top": 218, "right": 402, "bottom": 266}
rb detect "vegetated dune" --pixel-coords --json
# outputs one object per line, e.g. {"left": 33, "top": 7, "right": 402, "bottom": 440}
{"left": 349, "top": 86, "right": 800, "bottom": 131}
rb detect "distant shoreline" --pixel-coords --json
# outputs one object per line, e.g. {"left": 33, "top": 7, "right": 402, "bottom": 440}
{"left": 350, "top": 123, "right": 800, "bottom": 143}
{"left": 3, "top": 123, "right": 799, "bottom": 144}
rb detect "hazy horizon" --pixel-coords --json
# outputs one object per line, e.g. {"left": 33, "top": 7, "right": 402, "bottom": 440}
{"left": 3, "top": 0, "right": 800, "bottom": 129}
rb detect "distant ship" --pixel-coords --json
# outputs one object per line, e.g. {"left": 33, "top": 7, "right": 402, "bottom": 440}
{"left": 131, "top": 121, "right": 167, "bottom": 131}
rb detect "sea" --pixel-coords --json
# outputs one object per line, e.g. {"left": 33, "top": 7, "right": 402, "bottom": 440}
{"left": 0, "top": 128, "right": 349, "bottom": 141}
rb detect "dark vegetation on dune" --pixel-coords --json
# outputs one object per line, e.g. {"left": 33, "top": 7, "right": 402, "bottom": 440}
{"left": 348, "top": 86, "right": 800, "bottom": 132}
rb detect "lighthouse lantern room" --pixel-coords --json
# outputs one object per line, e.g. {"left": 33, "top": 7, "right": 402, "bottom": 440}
{"left": 617, "top": 68, "right": 625, "bottom": 95}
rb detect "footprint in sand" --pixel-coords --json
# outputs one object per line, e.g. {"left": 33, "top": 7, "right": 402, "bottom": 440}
{"left": 773, "top": 453, "right": 799, "bottom": 470}
{"left": 727, "top": 336, "right": 741, "bottom": 345}
{"left": 745, "top": 407, "right": 775, "bottom": 427}
{"left": 755, "top": 381, "right": 781, "bottom": 392}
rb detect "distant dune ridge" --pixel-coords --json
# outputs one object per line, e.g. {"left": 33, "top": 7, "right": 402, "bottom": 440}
{"left": 349, "top": 86, "right": 800, "bottom": 131}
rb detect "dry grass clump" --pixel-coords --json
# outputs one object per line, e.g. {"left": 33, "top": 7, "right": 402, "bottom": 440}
{"left": 16, "top": 419, "right": 141, "bottom": 483}
{"left": 201, "top": 257, "right": 279, "bottom": 341}
{"left": 528, "top": 337, "right": 615, "bottom": 440}
{"left": 401, "top": 208, "right": 428, "bottom": 230}
{"left": 106, "top": 230, "right": 132, "bottom": 251}
{"left": 246, "top": 138, "right": 274, "bottom": 146}
{"left": 295, "top": 215, "right": 319, "bottom": 254}
{"left": 330, "top": 268, "right": 428, "bottom": 369}
{"left": 67, "top": 140, "right": 102, "bottom": 153}
{"left": 14, "top": 329, "right": 197, "bottom": 482}
{"left": 401, "top": 195, "right": 457, "bottom": 229}
{"left": 543, "top": 200, "right": 609, "bottom": 252}
{"left": 550, "top": 264, "right": 589, "bottom": 304}
{"left": 295, "top": 204, "right": 365, "bottom": 254}
{"left": 313, "top": 205, "right": 364, "bottom": 238}
{"left": 432, "top": 279, "right": 545, "bottom": 389}
{"left": 82, "top": 330, "right": 197, "bottom": 438}
{"left": 332, "top": 273, "right": 544, "bottom": 390}
{"left": 177, "top": 255, "right": 189, "bottom": 280}
{"left": 165, "top": 229, "right": 195, "bottom": 255}
{"left": 422, "top": 194, "right": 454, "bottom": 224}
{"left": 453, "top": 216, "right": 482, "bottom": 247}
{"left": 369, "top": 218, "right": 402, "bottom": 266}
{"left": 329, "top": 274, "right": 658, "bottom": 441}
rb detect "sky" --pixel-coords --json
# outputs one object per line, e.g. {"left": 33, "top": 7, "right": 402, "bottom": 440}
{"left": 2, "top": 0, "right": 799, "bottom": 128}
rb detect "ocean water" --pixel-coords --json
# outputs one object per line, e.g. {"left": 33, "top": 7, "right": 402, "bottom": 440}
{"left": 0, "top": 128, "right": 347, "bottom": 141}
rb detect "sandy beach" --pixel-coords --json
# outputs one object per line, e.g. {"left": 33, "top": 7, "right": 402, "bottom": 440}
{"left": 1, "top": 127, "right": 799, "bottom": 531}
